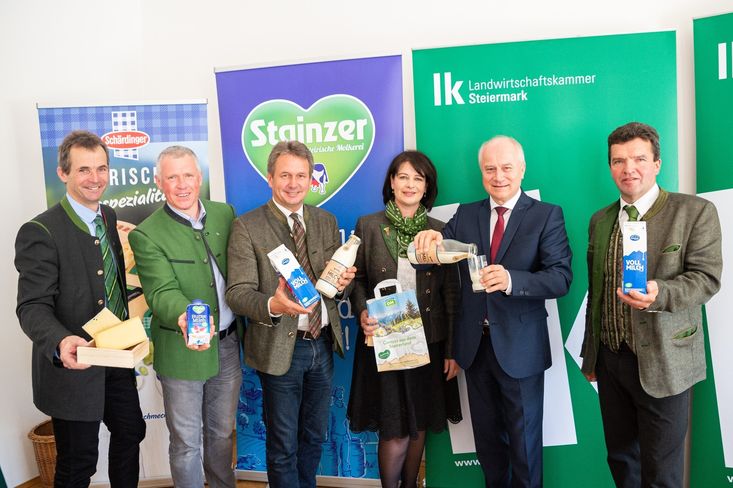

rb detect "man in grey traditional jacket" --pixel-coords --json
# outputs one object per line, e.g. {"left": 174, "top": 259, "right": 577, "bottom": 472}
{"left": 581, "top": 121, "right": 722, "bottom": 487}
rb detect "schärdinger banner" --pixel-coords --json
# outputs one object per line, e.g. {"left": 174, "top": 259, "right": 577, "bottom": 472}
{"left": 38, "top": 101, "right": 210, "bottom": 224}
{"left": 36, "top": 99, "right": 210, "bottom": 484}
{"left": 215, "top": 55, "right": 403, "bottom": 483}
{"left": 692, "top": 11, "right": 733, "bottom": 487}
{"left": 413, "top": 31, "right": 677, "bottom": 487}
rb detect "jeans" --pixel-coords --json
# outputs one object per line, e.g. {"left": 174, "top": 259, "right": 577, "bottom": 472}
{"left": 159, "top": 330, "right": 242, "bottom": 488}
{"left": 258, "top": 333, "right": 334, "bottom": 488}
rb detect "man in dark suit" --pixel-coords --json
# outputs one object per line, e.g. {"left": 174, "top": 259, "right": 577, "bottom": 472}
{"left": 415, "top": 135, "right": 572, "bottom": 487}
{"left": 226, "top": 140, "right": 355, "bottom": 488}
{"left": 581, "top": 122, "right": 722, "bottom": 487}
{"left": 15, "top": 130, "right": 146, "bottom": 487}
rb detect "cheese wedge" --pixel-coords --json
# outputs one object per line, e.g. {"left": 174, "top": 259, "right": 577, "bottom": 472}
{"left": 94, "top": 317, "right": 147, "bottom": 350}
{"left": 82, "top": 308, "right": 120, "bottom": 337}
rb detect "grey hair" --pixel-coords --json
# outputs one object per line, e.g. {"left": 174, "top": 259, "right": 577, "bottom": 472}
{"left": 477, "top": 135, "right": 526, "bottom": 164}
{"left": 156, "top": 145, "right": 201, "bottom": 174}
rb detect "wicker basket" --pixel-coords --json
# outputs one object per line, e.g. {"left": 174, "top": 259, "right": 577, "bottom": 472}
{"left": 28, "top": 420, "right": 56, "bottom": 488}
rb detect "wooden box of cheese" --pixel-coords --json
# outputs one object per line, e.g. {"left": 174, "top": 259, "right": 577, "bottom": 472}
{"left": 77, "top": 308, "right": 150, "bottom": 368}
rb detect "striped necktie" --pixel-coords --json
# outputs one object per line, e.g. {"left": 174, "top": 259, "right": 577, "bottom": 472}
{"left": 94, "top": 215, "right": 125, "bottom": 321}
{"left": 291, "top": 213, "right": 322, "bottom": 338}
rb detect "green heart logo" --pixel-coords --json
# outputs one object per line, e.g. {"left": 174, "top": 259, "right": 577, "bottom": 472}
{"left": 242, "top": 95, "right": 375, "bottom": 206}
{"left": 191, "top": 305, "right": 206, "bottom": 314}
{"left": 378, "top": 350, "right": 391, "bottom": 360}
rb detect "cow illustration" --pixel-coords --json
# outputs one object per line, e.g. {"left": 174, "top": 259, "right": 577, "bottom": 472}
{"left": 311, "top": 162, "right": 329, "bottom": 195}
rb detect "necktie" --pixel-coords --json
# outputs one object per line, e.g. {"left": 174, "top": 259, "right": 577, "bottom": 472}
{"left": 94, "top": 216, "right": 125, "bottom": 321}
{"left": 290, "top": 213, "right": 322, "bottom": 338}
{"left": 624, "top": 205, "right": 640, "bottom": 222}
{"left": 490, "top": 207, "right": 508, "bottom": 264}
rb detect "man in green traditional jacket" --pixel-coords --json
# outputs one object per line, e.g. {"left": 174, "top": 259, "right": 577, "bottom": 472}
{"left": 129, "top": 146, "right": 240, "bottom": 488}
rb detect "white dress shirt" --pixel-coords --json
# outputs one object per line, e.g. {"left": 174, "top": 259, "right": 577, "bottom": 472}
{"left": 617, "top": 184, "right": 660, "bottom": 224}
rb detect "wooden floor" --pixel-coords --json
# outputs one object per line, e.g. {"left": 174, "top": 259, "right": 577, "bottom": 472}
{"left": 21, "top": 479, "right": 274, "bottom": 488}
{"left": 19, "top": 461, "right": 426, "bottom": 487}
{"left": 19, "top": 475, "right": 418, "bottom": 487}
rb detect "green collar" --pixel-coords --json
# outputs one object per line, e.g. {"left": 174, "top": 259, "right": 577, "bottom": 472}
{"left": 60, "top": 197, "right": 93, "bottom": 234}
{"left": 641, "top": 188, "right": 669, "bottom": 221}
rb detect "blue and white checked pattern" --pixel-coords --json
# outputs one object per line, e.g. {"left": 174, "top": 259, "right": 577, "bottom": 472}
{"left": 38, "top": 103, "right": 208, "bottom": 147}
{"left": 111, "top": 111, "right": 139, "bottom": 160}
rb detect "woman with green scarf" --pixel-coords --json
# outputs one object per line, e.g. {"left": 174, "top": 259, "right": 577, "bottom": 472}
{"left": 347, "top": 150, "right": 462, "bottom": 488}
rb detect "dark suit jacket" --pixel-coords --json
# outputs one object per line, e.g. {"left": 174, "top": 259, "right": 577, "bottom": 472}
{"left": 581, "top": 190, "right": 722, "bottom": 397}
{"left": 226, "top": 201, "right": 344, "bottom": 376}
{"left": 349, "top": 212, "right": 460, "bottom": 356}
{"left": 15, "top": 198, "right": 128, "bottom": 421}
{"left": 129, "top": 200, "right": 237, "bottom": 381}
{"left": 443, "top": 192, "right": 572, "bottom": 378}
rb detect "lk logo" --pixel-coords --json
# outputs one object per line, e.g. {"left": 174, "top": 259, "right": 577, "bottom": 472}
{"left": 433, "top": 72, "right": 465, "bottom": 106}
{"left": 241, "top": 95, "right": 375, "bottom": 207}
{"left": 719, "top": 42, "right": 733, "bottom": 79}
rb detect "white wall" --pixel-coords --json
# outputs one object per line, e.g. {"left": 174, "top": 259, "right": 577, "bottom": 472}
{"left": 2, "top": 0, "right": 731, "bottom": 484}
{"left": 1, "top": 1, "right": 145, "bottom": 485}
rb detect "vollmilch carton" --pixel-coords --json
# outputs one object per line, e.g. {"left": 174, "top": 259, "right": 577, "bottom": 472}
{"left": 268, "top": 244, "right": 321, "bottom": 308}
{"left": 622, "top": 221, "right": 647, "bottom": 294}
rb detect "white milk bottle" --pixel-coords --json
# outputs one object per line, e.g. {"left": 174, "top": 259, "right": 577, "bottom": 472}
{"left": 316, "top": 234, "right": 361, "bottom": 298}
{"left": 407, "top": 239, "right": 477, "bottom": 264}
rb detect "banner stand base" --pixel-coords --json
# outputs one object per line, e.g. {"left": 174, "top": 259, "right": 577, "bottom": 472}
{"left": 236, "top": 471, "right": 380, "bottom": 486}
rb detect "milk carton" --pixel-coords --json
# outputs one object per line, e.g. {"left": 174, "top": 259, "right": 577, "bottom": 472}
{"left": 622, "top": 221, "right": 647, "bottom": 294}
{"left": 186, "top": 300, "right": 211, "bottom": 346}
{"left": 267, "top": 244, "right": 321, "bottom": 308}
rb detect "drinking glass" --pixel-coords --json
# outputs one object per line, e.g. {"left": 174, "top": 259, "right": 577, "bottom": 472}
{"left": 468, "top": 254, "right": 488, "bottom": 292}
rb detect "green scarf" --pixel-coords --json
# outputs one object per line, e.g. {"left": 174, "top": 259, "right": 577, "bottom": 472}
{"left": 384, "top": 199, "right": 428, "bottom": 258}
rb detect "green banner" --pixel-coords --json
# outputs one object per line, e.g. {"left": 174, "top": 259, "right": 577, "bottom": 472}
{"left": 413, "top": 31, "right": 678, "bottom": 487}
{"left": 692, "top": 11, "right": 733, "bottom": 488}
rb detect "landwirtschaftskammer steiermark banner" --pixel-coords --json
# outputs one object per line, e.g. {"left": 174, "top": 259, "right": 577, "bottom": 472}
{"left": 413, "top": 31, "right": 677, "bottom": 487}
{"left": 691, "top": 11, "right": 733, "bottom": 487}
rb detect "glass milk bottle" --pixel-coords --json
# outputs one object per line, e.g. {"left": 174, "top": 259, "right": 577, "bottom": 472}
{"left": 316, "top": 234, "right": 361, "bottom": 298}
{"left": 407, "top": 239, "right": 477, "bottom": 264}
